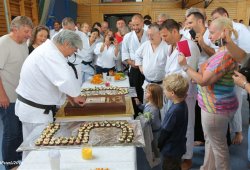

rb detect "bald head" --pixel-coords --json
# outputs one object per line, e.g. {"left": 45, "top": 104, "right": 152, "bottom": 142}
{"left": 132, "top": 14, "right": 144, "bottom": 33}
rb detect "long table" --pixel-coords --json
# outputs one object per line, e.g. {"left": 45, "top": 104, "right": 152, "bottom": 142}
{"left": 18, "top": 75, "right": 138, "bottom": 170}
{"left": 18, "top": 146, "right": 137, "bottom": 170}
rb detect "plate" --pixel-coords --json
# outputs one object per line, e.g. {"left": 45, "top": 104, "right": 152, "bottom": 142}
{"left": 90, "top": 81, "right": 104, "bottom": 85}
{"left": 114, "top": 77, "right": 126, "bottom": 82}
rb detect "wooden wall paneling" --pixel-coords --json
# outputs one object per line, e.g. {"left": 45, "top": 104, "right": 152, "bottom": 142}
{"left": 236, "top": 0, "right": 247, "bottom": 23}
{"left": 75, "top": 0, "right": 250, "bottom": 27}
{"left": 151, "top": 1, "right": 184, "bottom": 22}
{"left": 247, "top": 0, "right": 250, "bottom": 25}
{"left": 19, "top": 0, "right": 25, "bottom": 16}
{"left": 0, "top": 0, "right": 7, "bottom": 36}
{"left": 9, "top": 0, "right": 20, "bottom": 18}
{"left": 77, "top": 4, "right": 92, "bottom": 25}
{"left": 90, "top": 5, "right": 100, "bottom": 25}
{"left": 31, "top": 0, "right": 38, "bottom": 25}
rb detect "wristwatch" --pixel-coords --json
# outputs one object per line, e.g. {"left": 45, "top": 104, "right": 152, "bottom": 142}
{"left": 243, "top": 81, "right": 248, "bottom": 89}
{"left": 183, "top": 65, "right": 189, "bottom": 72}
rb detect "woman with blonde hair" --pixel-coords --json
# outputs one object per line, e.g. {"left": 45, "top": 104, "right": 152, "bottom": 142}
{"left": 178, "top": 17, "right": 239, "bottom": 170}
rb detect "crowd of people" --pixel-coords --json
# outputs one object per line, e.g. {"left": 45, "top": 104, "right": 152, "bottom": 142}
{"left": 0, "top": 6, "right": 250, "bottom": 170}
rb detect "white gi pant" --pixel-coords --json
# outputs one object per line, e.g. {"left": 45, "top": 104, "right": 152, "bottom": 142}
{"left": 230, "top": 85, "right": 243, "bottom": 133}
{"left": 182, "top": 95, "right": 196, "bottom": 160}
{"left": 22, "top": 122, "right": 48, "bottom": 160}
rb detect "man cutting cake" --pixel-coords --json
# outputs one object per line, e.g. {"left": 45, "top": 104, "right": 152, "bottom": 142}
{"left": 15, "top": 30, "right": 86, "bottom": 159}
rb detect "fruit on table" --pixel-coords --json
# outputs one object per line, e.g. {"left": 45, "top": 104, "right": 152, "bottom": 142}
{"left": 91, "top": 74, "right": 103, "bottom": 84}
{"left": 114, "top": 74, "right": 121, "bottom": 80}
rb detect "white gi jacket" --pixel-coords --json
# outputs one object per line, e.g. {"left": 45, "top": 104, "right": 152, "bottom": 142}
{"left": 232, "top": 21, "right": 250, "bottom": 53}
{"left": 15, "top": 40, "right": 81, "bottom": 123}
{"left": 121, "top": 30, "right": 148, "bottom": 62}
{"left": 94, "top": 42, "right": 118, "bottom": 68}
{"left": 135, "top": 40, "right": 168, "bottom": 84}
{"left": 165, "top": 36, "right": 200, "bottom": 96}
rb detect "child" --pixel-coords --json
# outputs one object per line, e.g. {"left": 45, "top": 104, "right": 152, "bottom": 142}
{"left": 136, "top": 83, "right": 163, "bottom": 164}
{"left": 158, "top": 73, "right": 189, "bottom": 170}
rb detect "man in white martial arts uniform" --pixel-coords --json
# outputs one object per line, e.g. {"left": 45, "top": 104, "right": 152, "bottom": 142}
{"left": 160, "top": 19, "right": 200, "bottom": 170}
{"left": 0, "top": 16, "right": 33, "bottom": 170}
{"left": 135, "top": 23, "right": 168, "bottom": 91}
{"left": 186, "top": 12, "right": 217, "bottom": 67}
{"left": 50, "top": 20, "right": 61, "bottom": 38}
{"left": 15, "top": 30, "right": 86, "bottom": 159}
{"left": 122, "top": 14, "right": 148, "bottom": 105}
{"left": 53, "top": 17, "right": 87, "bottom": 85}
{"left": 211, "top": 7, "right": 250, "bottom": 145}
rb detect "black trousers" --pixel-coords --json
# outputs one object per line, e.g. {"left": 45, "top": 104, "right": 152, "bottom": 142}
{"left": 129, "top": 67, "right": 145, "bottom": 102}
{"left": 129, "top": 67, "right": 144, "bottom": 117}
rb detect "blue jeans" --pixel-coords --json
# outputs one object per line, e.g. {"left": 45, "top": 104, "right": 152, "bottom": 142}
{"left": 0, "top": 103, "right": 22, "bottom": 170}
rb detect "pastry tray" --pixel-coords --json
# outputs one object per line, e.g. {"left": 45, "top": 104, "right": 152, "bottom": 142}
{"left": 17, "top": 120, "right": 145, "bottom": 151}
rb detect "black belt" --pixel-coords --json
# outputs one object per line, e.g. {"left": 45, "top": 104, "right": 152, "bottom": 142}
{"left": 81, "top": 60, "right": 95, "bottom": 71}
{"left": 67, "top": 62, "right": 78, "bottom": 79}
{"left": 17, "top": 94, "right": 57, "bottom": 120}
{"left": 145, "top": 78, "right": 163, "bottom": 84}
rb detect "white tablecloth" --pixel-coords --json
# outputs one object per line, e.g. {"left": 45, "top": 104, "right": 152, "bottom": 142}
{"left": 81, "top": 76, "right": 130, "bottom": 89}
{"left": 18, "top": 146, "right": 137, "bottom": 170}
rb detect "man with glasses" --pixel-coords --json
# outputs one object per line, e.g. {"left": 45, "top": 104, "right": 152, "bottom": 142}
{"left": 15, "top": 30, "right": 86, "bottom": 159}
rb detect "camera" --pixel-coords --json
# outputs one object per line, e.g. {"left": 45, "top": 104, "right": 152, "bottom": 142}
{"left": 109, "top": 37, "right": 114, "bottom": 44}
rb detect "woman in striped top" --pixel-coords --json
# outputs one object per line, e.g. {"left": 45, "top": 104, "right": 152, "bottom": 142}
{"left": 178, "top": 17, "right": 238, "bottom": 170}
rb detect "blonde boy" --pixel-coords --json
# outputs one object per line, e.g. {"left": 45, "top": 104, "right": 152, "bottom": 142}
{"left": 158, "top": 74, "right": 189, "bottom": 170}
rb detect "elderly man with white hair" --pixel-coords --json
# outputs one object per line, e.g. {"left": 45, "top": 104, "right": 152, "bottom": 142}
{"left": 15, "top": 30, "right": 86, "bottom": 158}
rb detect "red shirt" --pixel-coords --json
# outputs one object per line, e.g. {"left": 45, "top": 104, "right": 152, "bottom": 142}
{"left": 115, "top": 32, "right": 123, "bottom": 44}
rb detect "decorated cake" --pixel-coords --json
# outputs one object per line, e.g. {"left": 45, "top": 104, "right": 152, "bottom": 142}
{"left": 64, "top": 94, "right": 126, "bottom": 116}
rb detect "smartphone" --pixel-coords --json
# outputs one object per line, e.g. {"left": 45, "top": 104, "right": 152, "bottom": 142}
{"left": 189, "top": 29, "right": 196, "bottom": 40}
{"left": 189, "top": 29, "right": 202, "bottom": 52}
